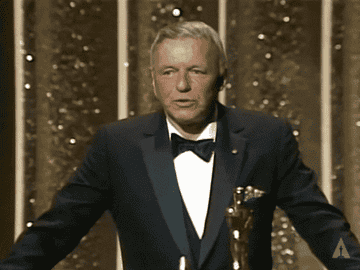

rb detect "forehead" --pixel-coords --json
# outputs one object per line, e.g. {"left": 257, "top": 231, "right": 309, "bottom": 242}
{"left": 153, "top": 37, "right": 218, "bottom": 67}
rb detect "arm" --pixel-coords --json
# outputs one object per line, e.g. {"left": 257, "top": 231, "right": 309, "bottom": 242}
{"left": 275, "top": 121, "right": 360, "bottom": 270}
{"left": 0, "top": 127, "right": 111, "bottom": 270}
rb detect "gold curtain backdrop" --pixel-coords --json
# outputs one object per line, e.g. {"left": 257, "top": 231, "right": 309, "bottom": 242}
{"left": 18, "top": 0, "right": 360, "bottom": 270}
{"left": 226, "top": 1, "right": 320, "bottom": 269}
{"left": 23, "top": 0, "right": 118, "bottom": 269}
{"left": 343, "top": 0, "right": 360, "bottom": 244}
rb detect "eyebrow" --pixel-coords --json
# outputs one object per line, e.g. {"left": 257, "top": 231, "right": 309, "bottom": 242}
{"left": 158, "top": 65, "right": 206, "bottom": 71}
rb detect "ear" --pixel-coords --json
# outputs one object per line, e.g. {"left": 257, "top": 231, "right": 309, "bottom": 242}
{"left": 215, "top": 75, "right": 225, "bottom": 91}
{"left": 150, "top": 69, "right": 157, "bottom": 96}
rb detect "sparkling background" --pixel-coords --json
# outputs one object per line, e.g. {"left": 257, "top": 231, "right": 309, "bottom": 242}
{"left": 23, "top": 0, "right": 118, "bottom": 269}
{"left": 19, "top": 0, "right": 349, "bottom": 269}
{"left": 331, "top": 0, "right": 345, "bottom": 213}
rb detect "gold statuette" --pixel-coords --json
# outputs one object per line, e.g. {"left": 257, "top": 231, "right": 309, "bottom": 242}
{"left": 225, "top": 186, "right": 265, "bottom": 270}
{"left": 179, "top": 256, "right": 191, "bottom": 270}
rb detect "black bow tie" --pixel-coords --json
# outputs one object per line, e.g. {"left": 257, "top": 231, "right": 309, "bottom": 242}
{"left": 171, "top": 133, "right": 215, "bottom": 162}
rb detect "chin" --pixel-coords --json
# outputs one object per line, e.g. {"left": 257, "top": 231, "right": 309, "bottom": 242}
{"left": 170, "top": 112, "right": 204, "bottom": 126}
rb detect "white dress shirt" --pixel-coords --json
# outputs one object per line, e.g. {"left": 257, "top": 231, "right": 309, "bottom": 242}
{"left": 167, "top": 118, "right": 217, "bottom": 239}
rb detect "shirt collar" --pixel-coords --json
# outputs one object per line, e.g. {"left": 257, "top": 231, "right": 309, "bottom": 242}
{"left": 166, "top": 106, "right": 217, "bottom": 142}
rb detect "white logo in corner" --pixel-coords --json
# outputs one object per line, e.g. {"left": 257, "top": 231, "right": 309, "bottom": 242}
{"left": 332, "top": 238, "right": 350, "bottom": 259}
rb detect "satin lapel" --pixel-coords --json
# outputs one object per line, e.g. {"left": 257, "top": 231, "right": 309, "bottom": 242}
{"left": 140, "top": 113, "right": 191, "bottom": 261}
{"left": 198, "top": 106, "right": 248, "bottom": 269}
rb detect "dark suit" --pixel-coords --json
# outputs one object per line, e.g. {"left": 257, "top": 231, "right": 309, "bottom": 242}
{"left": 1, "top": 103, "right": 360, "bottom": 270}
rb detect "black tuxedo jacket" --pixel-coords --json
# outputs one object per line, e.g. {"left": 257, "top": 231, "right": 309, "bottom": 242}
{"left": 1, "top": 103, "right": 360, "bottom": 270}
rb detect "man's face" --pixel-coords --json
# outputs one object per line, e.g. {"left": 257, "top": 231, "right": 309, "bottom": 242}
{"left": 152, "top": 37, "right": 221, "bottom": 129}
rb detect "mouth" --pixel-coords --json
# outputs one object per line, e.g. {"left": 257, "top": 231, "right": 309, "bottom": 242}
{"left": 173, "top": 99, "right": 195, "bottom": 107}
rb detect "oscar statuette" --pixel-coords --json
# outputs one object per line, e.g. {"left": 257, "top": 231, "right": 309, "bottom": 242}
{"left": 179, "top": 255, "right": 191, "bottom": 270}
{"left": 225, "top": 186, "right": 265, "bottom": 270}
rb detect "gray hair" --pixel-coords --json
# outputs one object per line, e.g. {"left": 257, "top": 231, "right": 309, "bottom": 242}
{"left": 150, "top": 21, "right": 227, "bottom": 78}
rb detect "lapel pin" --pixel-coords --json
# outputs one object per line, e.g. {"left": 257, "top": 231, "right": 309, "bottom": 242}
{"left": 232, "top": 149, "right": 238, "bottom": 155}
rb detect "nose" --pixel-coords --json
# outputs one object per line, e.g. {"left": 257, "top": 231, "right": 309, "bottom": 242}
{"left": 176, "top": 71, "right": 191, "bottom": 92}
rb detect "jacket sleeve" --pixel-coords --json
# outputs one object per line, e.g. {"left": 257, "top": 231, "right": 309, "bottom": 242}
{"left": 275, "top": 121, "right": 360, "bottom": 270}
{"left": 0, "top": 127, "right": 111, "bottom": 270}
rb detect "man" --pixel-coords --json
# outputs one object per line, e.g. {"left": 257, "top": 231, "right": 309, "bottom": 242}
{"left": 1, "top": 21, "right": 360, "bottom": 270}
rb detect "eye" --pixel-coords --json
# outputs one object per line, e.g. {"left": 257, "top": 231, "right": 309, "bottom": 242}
{"left": 192, "top": 69, "right": 205, "bottom": 74}
{"left": 163, "top": 70, "right": 174, "bottom": 75}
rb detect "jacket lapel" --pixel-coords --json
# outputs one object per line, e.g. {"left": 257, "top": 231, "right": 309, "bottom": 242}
{"left": 198, "top": 104, "right": 249, "bottom": 269}
{"left": 140, "top": 112, "right": 192, "bottom": 263}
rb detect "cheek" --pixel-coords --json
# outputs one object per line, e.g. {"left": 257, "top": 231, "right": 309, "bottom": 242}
{"left": 155, "top": 81, "right": 172, "bottom": 98}
{"left": 192, "top": 79, "right": 217, "bottom": 98}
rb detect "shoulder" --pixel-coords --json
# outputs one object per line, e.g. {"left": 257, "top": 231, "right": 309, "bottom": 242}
{"left": 95, "top": 111, "right": 162, "bottom": 138}
{"left": 105, "top": 112, "right": 159, "bottom": 129}
{"left": 226, "top": 105, "right": 289, "bottom": 130}
{"left": 221, "top": 105, "right": 294, "bottom": 146}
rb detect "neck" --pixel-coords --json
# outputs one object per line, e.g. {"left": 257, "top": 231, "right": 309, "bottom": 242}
{"left": 167, "top": 104, "right": 217, "bottom": 140}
